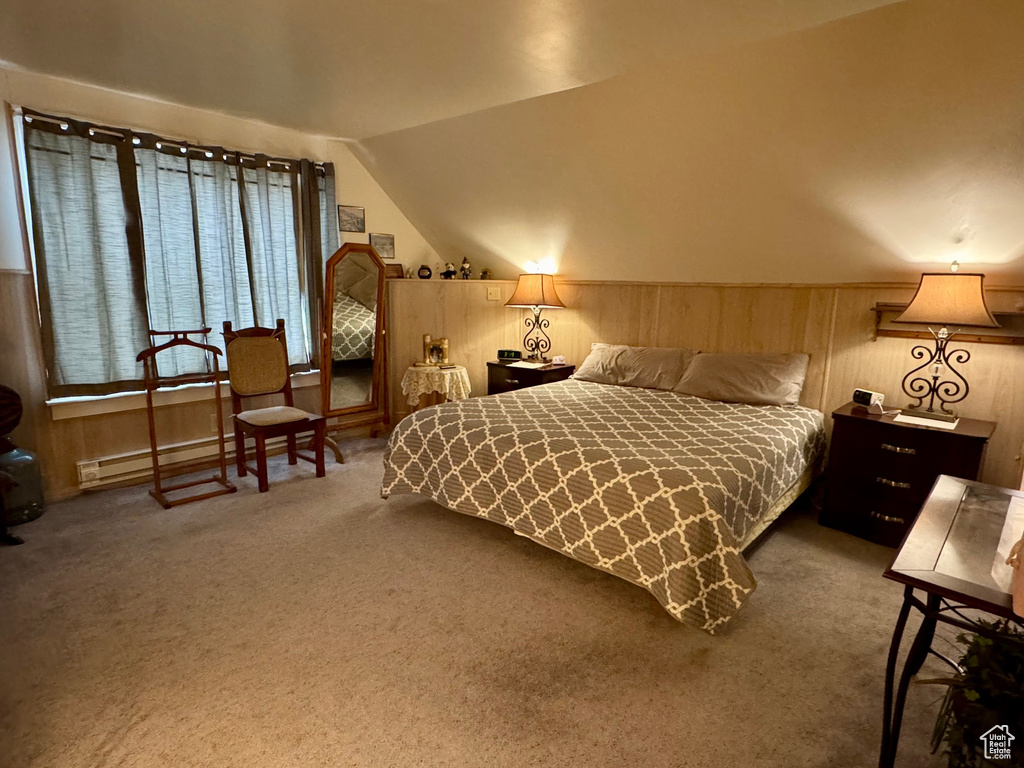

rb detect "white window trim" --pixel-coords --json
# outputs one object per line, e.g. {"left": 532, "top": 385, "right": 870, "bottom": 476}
{"left": 47, "top": 370, "right": 321, "bottom": 421}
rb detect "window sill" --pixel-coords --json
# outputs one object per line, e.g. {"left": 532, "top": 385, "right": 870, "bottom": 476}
{"left": 47, "top": 370, "right": 321, "bottom": 421}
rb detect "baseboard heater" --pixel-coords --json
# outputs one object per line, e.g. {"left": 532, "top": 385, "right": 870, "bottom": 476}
{"left": 76, "top": 435, "right": 290, "bottom": 490}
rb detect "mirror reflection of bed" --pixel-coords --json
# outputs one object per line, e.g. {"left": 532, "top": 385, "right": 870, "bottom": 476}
{"left": 328, "top": 251, "right": 379, "bottom": 411}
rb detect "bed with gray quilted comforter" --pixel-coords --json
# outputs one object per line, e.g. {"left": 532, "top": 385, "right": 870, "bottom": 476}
{"left": 381, "top": 379, "right": 826, "bottom": 633}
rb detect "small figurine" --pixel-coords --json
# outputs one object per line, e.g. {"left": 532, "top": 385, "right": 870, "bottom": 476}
{"left": 460, "top": 257, "right": 472, "bottom": 280}
{"left": 479, "top": 268, "right": 492, "bottom": 280}
{"left": 441, "top": 262, "right": 457, "bottom": 280}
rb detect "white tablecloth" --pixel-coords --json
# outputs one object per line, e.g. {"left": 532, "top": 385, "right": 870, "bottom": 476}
{"left": 401, "top": 365, "right": 472, "bottom": 406}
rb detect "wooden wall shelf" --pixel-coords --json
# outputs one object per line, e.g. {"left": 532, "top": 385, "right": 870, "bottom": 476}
{"left": 872, "top": 303, "right": 1024, "bottom": 345}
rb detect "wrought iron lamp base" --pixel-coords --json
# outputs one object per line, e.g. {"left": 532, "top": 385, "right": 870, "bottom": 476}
{"left": 522, "top": 307, "right": 552, "bottom": 362}
{"left": 900, "top": 326, "right": 969, "bottom": 422}
{"left": 903, "top": 405, "right": 959, "bottom": 423}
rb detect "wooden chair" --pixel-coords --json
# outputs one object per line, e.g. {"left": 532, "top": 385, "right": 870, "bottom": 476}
{"left": 223, "top": 319, "right": 326, "bottom": 493}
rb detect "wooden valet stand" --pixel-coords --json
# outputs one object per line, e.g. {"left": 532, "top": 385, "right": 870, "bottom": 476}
{"left": 137, "top": 329, "right": 237, "bottom": 508}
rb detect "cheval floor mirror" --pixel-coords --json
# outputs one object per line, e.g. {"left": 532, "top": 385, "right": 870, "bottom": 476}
{"left": 320, "top": 243, "right": 390, "bottom": 458}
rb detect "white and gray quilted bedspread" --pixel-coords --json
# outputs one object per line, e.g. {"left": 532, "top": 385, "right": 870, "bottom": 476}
{"left": 382, "top": 379, "right": 825, "bottom": 633}
{"left": 331, "top": 293, "right": 376, "bottom": 361}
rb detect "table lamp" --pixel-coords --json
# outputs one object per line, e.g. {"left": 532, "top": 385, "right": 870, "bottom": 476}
{"left": 505, "top": 273, "right": 565, "bottom": 362}
{"left": 892, "top": 270, "right": 998, "bottom": 422}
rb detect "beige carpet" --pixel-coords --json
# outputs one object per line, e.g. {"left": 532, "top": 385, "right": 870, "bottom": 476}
{"left": 1, "top": 438, "right": 949, "bottom": 767}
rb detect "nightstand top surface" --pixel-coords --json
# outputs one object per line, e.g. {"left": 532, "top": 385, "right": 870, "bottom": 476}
{"left": 487, "top": 360, "right": 575, "bottom": 371}
{"left": 832, "top": 401, "right": 996, "bottom": 440}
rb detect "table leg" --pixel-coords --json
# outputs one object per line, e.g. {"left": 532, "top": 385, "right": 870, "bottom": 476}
{"left": 880, "top": 586, "right": 914, "bottom": 768}
{"left": 323, "top": 436, "right": 344, "bottom": 464}
{"left": 880, "top": 589, "right": 940, "bottom": 768}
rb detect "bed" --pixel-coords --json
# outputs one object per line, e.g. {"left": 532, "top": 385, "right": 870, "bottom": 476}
{"left": 331, "top": 292, "right": 376, "bottom": 361}
{"left": 381, "top": 378, "right": 826, "bottom": 633}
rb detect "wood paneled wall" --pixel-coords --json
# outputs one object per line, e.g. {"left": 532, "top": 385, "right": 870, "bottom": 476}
{"left": 4, "top": 273, "right": 1023, "bottom": 498}
{"left": 386, "top": 279, "right": 1024, "bottom": 489}
{"left": 0, "top": 271, "right": 49, "bottom": 463}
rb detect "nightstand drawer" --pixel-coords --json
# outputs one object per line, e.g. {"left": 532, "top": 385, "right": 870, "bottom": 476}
{"left": 831, "top": 417, "right": 938, "bottom": 468}
{"left": 486, "top": 361, "right": 575, "bottom": 395}
{"left": 824, "top": 478, "right": 926, "bottom": 545}
{"left": 489, "top": 365, "right": 527, "bottom": 391}
{"left": 830, "top": 456, "right": 934, "bottom": 502}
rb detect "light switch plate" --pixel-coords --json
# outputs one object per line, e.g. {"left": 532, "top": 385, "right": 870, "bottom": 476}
{"left": 486, "top": 287, "right": 501, "bottom": 301}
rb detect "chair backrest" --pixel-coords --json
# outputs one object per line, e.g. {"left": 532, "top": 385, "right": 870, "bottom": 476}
{"left": 223, "top": 319, "right": 294, "bottom": 409}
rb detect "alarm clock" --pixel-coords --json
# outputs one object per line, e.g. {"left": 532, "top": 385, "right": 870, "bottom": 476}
{"left": 497, "top": 349, "right": 522, "bottom": 361}
{"left": 853, "top": 388, "right": 885, "bottom": 408}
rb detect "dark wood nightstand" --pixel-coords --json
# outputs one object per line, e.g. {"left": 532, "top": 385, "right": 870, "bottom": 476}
{"left": 820, "top": 402, "right": 996, "bottom": 547}
{"left": 486, "top": 361, "right": 575, "bottom": 395}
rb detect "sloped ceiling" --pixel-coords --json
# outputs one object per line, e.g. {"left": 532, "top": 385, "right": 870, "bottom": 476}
{"left": 5, "top": 0, "right": 1024, "bottom": 283}
{"left": 0, "top": 0, "right": 897, "bottom": 139}
{"left": 354, "top": 0, "right": 1024, "bottom": 282}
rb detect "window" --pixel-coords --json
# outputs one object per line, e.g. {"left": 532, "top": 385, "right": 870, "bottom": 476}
{"left": 20, "top": 109, "right": 338, "bottom": 397}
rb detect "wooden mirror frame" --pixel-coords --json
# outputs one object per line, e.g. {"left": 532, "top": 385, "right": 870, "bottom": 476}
{"left": 321, "top": 243, "right": 389, "bottom": 431}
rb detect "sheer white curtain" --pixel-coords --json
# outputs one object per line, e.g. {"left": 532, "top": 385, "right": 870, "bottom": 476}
{"left": 188, "top": 156, "right": 256, "bottom": 354}
{"left": 135, "top": 149, "right": 206, "bottom": 376}
{"left": 24, "top": 127, "right": 149, "bottom": 394}
{"left": 241, "top": 163, "right": 308, "bottom": 365}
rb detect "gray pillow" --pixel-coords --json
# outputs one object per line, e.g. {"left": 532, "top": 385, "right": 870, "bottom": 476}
{"left": 574, "top": 343, "right": 698, "bottom": 391}
{"left": 346, "top": 273, "right": 379, "bottom": 311}
{"left": 336, "top": 257, "right": 370, "bottom": 292}
{"left": 673, "top": 352, "right": 809, "bottom": 406}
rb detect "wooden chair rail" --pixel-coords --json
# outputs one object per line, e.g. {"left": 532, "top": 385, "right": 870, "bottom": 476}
{"left": 872, "top": 303, "right": 1024, "bottom": 345}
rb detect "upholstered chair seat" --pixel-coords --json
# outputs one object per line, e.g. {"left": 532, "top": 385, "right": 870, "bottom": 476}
{"left": 236, "top": 406, "right": 315, "bottom": 427}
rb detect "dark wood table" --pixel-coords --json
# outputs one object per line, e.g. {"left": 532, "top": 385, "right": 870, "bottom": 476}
{"left": 880, "top": 475, "right": 1023, "bottom": 767}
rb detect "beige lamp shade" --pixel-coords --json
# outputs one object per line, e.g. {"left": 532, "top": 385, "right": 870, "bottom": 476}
{"left": 505, "top": 273, "right": 565, "bottom": 309}
{"left": 893, "top": 273, "right": 999, "bottom": 328}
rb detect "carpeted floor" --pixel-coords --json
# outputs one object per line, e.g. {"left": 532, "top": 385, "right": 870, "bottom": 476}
{"left": 1, "top": 438, "right": 950, "bottom": 767}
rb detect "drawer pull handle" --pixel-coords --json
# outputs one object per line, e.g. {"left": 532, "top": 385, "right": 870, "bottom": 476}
{"left": 880, "top": 443, "right": 916, "bottom": 455}
{"left": 870, "top": 510, "right": 905, "bottom": 524}
{"left": 876, "top": 477, "right": 912, "bottom": 490}
{"left": 506, "top": 379, "right": 519, "bottom": 385}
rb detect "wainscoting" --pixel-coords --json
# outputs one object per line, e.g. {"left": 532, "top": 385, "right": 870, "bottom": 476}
{"left": 0, "top": 269, "right": 325, "bottom": 499}
{"left": 386, "top": 279, "right": 1024, "bottom": 490}
{"left": 4, "top": 271, "right": 1023, "bottom": 498}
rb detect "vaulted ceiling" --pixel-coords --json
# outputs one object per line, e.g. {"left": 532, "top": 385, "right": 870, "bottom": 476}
{"left": 1, "top": 0, "right": 898, "bottom": 139}
{"left": 5, "top": 0, "right": 1024, "bottom": 283}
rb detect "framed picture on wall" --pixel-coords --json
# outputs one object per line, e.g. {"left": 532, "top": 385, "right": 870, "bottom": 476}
{"left": 369, "top": 233, "right": 395, "bottom": 259}
{"left": 337, "top": 205, "right": 365, "bottom": 233}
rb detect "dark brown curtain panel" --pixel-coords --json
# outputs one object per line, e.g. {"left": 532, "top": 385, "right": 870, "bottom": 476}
{"left": 299, "top": 159, "right": 337, "bottom": 369}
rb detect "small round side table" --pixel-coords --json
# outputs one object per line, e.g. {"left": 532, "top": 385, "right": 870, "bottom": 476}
{"left": 401, "top": 364, "right": 472, "bottom": 411}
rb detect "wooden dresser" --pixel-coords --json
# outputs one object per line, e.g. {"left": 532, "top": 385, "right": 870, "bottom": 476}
{"left": 820, "top": 402, "right": 996, "bottom": 547}
{"left": 486, "top": 361, "right": 575, "bottom": 395}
